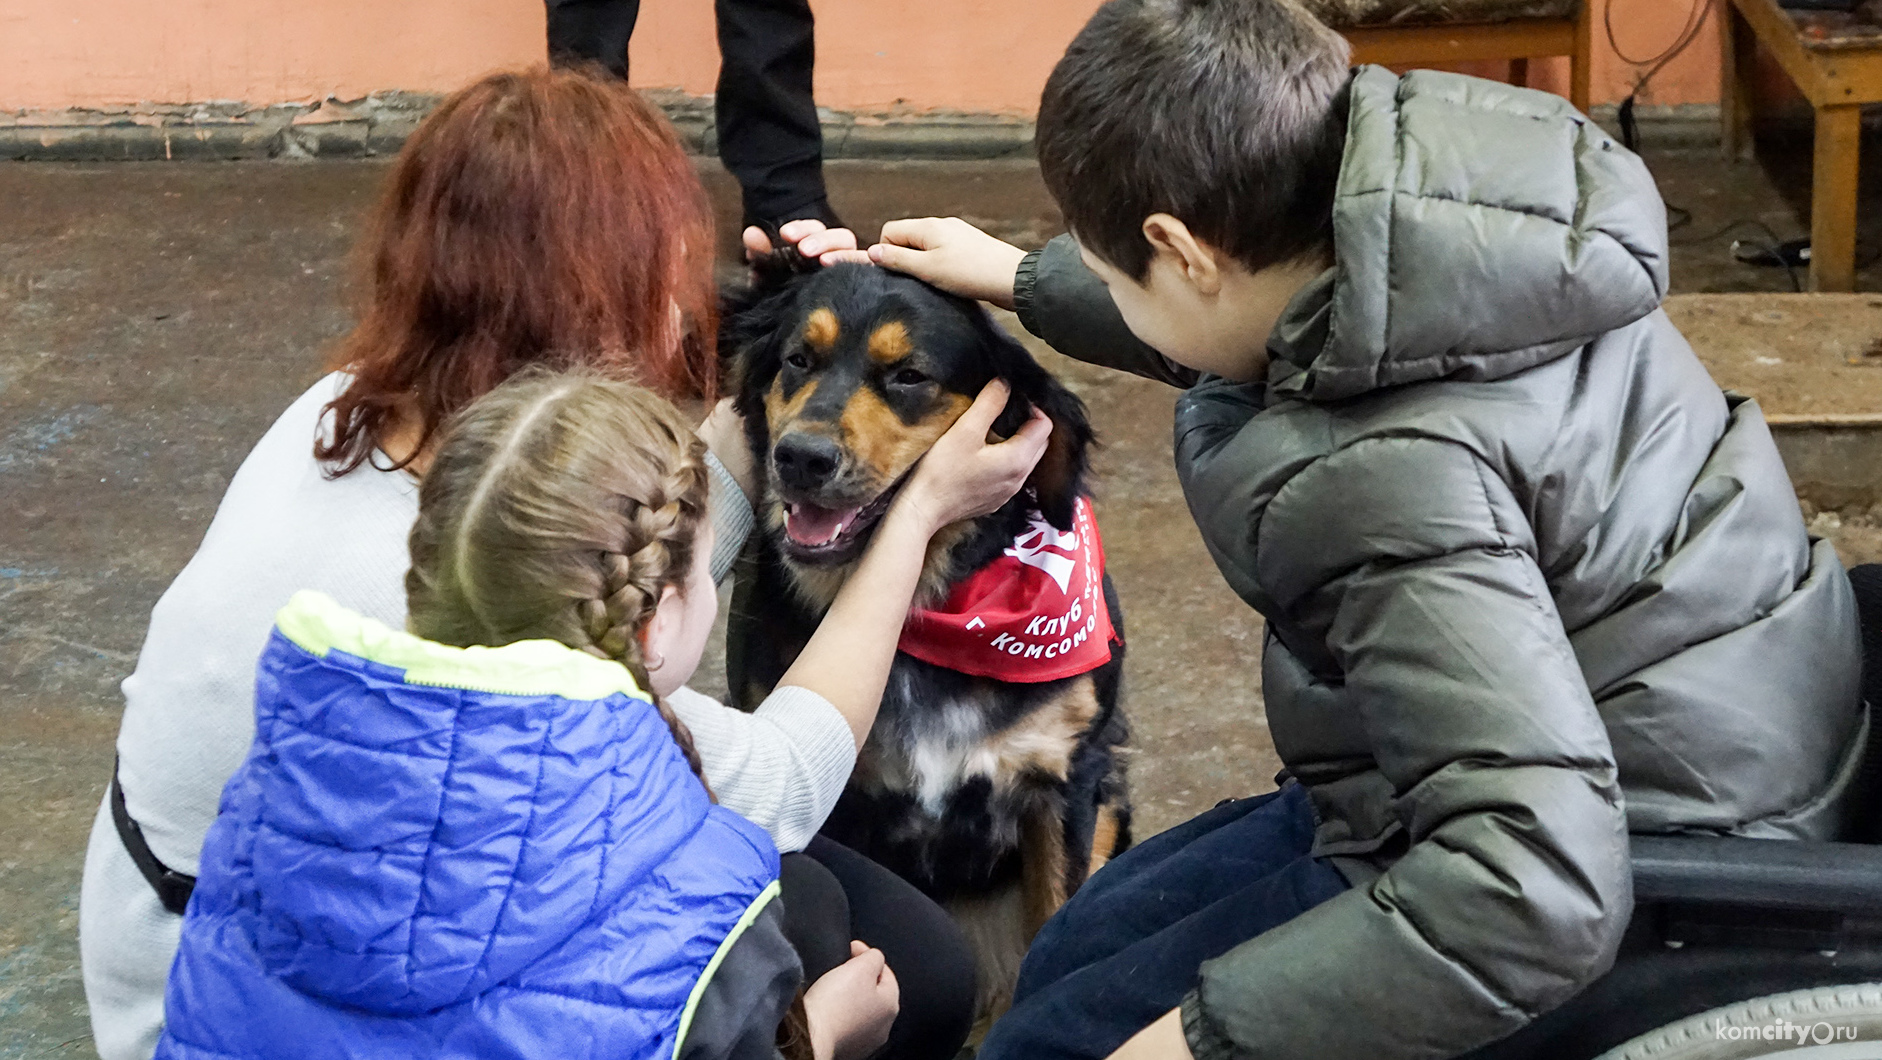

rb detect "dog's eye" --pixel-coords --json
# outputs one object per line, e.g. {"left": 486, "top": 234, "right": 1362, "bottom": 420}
{"left": 892, "top": 368, "right": 928, "bottom": 387}
{"left": 785, "top": 351, "right": 811, "bottom": 371}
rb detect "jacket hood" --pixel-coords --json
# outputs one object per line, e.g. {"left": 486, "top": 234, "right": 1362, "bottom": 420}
{"left": 1269, "top": 67, "right": 1670, "bottom": 401}
{"left": 237, "top": 590, "right": 713, "bottom": 1015}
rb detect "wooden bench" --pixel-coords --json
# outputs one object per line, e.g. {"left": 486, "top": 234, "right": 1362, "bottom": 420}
{"left": 1721, "top": 0, "right": 1882, "bottom": 292}
{"left": 1304, "top": 0, "right": 1591, "bottom": 112}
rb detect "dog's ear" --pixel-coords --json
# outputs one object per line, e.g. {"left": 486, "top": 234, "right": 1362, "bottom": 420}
{"left": 720, "top": 245, "right": 824, "bottom": 409}
{"left": 1021, "top": 377, "right": 1094, "bottom": 531}
{"left": 718, "top": 282, "right": 807, "bottom": 466}
{"left": 745, "top": 238, "right": 821, "bottom": 291}
{"left": 968, "top": 309, "right": 1095, "bottom": 532}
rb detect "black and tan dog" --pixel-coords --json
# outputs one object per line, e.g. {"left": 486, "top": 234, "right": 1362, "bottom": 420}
{"left": 722, "top": 260, "right": 1131, "bottom": 1017}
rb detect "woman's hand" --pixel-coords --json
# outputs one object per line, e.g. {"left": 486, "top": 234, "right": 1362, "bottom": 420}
{"left": 887, "top": 378, "right": 1051, "bottom": 537}
{"left": 803, "top": 941, "right": 900, "bottom": 1060}
{"left": 743, "top": 219, "right": 874, "bottom": 267}
{"left": 868, "top": 217, "right": 1029, "bottom": 309}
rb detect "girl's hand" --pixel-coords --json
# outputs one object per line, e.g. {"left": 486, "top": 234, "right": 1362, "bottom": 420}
{"left": 774, "top": 379, "right": 1048, "bottom": 750}
{"left": 869, "top": 217, "right": 1029, "bottom": 309}
{"left": 889, "top": 379, "right": 1051, "bottom": 537}
{"left": 803, "top": 941, "right": 900, "bottom": 1060}
{"left": 743, "top": 219, "right": 874, "bottom": 267}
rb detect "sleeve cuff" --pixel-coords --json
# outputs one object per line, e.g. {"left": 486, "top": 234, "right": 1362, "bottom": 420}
{"left": 1013, "top": 248, "right": 1046, "bottom": 339}
{"left": 704, "top": 449, "right": 756, "bottom": 586}
{"left": 1181, "top": 989, "right": 1241, "bottom": 1060}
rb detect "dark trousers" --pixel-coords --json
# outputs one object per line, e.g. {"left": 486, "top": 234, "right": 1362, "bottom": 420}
{"left": 978, "top": 783, "right": 1350, "bottom": 1060}
{"left": 544, "top": 0, "right": 833, "bottom": 227}
{"left": 779, "top": 836, "right": 977, "bottom": 1060}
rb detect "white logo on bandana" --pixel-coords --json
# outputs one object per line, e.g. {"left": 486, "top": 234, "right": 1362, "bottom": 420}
{"left": 1004, "top": 514, "right": 1080, "bottom": 593}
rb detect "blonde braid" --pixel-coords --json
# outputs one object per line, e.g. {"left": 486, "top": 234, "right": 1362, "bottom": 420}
{"left": 582, "top": 476, "right": 697, "bottom": 652}
{"left": 407, "top": 368, "right": 713, "bottom": 786}
{"left": 585, "top": 456, "right": 710, "bottom": 779}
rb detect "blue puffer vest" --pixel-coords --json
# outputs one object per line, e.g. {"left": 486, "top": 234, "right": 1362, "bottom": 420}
{"left": 154, "top": 591, "right": 781, "bottom": 1060}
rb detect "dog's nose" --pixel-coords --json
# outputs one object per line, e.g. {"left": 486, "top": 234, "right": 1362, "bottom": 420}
{"left": 773, "top": 433, "right": 842, "bottom": 491}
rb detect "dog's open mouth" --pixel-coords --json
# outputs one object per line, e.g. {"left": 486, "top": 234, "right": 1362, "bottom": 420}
{"left": 781, "top": 482, "right": 902, "bottom": 562}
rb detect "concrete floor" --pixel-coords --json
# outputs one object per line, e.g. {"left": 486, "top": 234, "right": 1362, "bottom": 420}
{"left": 0, "top": 140, "right": 1874, "bottom": 1054}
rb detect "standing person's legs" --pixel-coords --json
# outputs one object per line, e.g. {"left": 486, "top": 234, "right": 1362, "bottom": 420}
{"left": 714, "top": 0, "right": 838, "bottom": 230}
{"left": 979, "top": 784, "right": 1349, "bottom": 1060}
{"left": 545, "top": 0, "right": 640, "bottom": 79}
{"left": 804, "top": 836, "right": 977, "bottom": 1060}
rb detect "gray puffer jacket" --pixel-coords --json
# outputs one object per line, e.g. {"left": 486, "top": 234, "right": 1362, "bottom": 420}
{"left": 1013, "top": 67, "right": 1866, "bottom": 1060}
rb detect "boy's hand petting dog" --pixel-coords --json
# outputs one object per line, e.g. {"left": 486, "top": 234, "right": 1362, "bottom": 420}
{"left": 804, "top": 941, "right": 900, "bottom": 1060}
{"left": 742, "top": 219, "right": 874, "bottom": 268}
{"left": 869, "top": 217, "right": 1029, "bottom": 310}
{"left": 887, "top": 378, "right": 1051, "bottom": 537}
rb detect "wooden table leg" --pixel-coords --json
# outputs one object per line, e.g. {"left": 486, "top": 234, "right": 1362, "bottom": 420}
{"left": 1811, "top": 103, "right": 1862, "bottom": 292}
{"left": 1571, "top": 0, "right": 1592, "bottom": 114}
{"left": 1721, "top": 0, "right": 1756, "bottom": 162}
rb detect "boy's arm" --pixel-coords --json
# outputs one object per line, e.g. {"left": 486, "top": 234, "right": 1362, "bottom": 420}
{"left": 1174, "top": 403, "right": 1632, "bottom": 1060}
{"left": 869, "top": 219, "right": 1198, "bottom": 388}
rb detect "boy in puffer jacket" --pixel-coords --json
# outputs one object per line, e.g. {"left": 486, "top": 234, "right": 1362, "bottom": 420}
{"left": 853, "top": 0, "right": 1869, "bottom": 1058}
{"left": 153, "top": 371, "right": 1047, "bottom": 1059}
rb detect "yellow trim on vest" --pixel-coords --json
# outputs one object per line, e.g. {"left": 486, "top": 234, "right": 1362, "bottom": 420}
{"left": 274, "top": 590, "right": 647, "bottom": 702}
{"left": 672, "top": 880, "right": 784, "bottom": 1058}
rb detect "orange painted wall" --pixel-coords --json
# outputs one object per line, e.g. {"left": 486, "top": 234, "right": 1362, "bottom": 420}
{"left": 2, "top": 0, "right": 1722, "bottom": 115}
{"left": 1444, "top": 0, "right": 1720, "bottom": 109}
{"left": 627, "top": 0, "right": 1108, "bottom": 114}
{"left": 0, "top": 1, "right": 545, "bottom": 111}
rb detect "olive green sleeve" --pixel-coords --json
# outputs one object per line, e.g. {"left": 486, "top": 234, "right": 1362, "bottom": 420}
{"left": 1013, "top": 235, "right": 1199, "bottom": 389}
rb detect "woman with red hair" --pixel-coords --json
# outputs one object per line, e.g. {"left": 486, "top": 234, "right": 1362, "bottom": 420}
{"left": 79, "top": 66, "right": 977, "bottom": 1060}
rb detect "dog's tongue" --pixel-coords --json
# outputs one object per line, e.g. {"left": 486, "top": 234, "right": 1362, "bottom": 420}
{"left": 786, "top": 503, "right": 862, "bottom": 547}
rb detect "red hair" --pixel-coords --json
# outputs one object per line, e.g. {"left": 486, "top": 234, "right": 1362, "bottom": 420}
{"left": 317, "top": 67, "right": 718, "bottom": 475}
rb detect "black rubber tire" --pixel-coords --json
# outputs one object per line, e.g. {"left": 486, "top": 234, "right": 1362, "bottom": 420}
{"left": 1593, "top": 983, "right": 1882, "bottom": 1059}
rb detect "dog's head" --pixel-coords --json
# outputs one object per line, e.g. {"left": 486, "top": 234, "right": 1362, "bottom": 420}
{"left": 725, "top": 262, "right": 1093, "bottom": 574}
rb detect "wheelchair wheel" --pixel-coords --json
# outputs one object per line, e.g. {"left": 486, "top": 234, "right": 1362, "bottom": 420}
{"left": 1594, "top": 982, "right": 1882, "bottom": 1059}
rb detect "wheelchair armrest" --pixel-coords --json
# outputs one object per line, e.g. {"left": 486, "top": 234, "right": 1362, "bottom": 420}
{"left": 1631, "top": 834, "right": 1882, "bottom": 914}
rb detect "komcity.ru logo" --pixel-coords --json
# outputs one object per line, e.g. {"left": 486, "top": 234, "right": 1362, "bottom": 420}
{"left": 1711, "top": 1017, "right": 1860, "bottom": 1047}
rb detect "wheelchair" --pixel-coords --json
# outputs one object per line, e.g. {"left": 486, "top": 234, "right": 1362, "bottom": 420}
{"left": 1463, "top": 565, "right": 1882, "bottom": 1059}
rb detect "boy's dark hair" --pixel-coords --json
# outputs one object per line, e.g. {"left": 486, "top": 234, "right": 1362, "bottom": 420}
{"left": 1037, "top": 0, "right": 1351, "bottom": 281}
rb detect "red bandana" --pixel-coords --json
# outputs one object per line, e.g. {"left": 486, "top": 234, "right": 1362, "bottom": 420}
{"left": 898, "top": 497, "right": 1120, "bottom": 683}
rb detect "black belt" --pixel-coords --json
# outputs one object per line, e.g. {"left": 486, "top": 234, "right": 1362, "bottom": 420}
{"left": 109, "top": 757, "right": 196, "bottom": 915}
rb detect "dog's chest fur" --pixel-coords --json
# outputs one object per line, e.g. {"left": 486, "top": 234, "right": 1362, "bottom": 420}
{"left": 812, "top": 653, "right": 1108, "bottom": 899}
{"left": 859, "top": 667, "right": 1101, "bottom": 819}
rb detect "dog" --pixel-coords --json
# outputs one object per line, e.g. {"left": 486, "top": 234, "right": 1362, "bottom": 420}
{"left": 722, "top": 259, "right": 1132, "bottom": 1019}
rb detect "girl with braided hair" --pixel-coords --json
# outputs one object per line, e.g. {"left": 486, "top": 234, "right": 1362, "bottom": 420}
{"left": 149, "top": 369, "right": 1049, "bottom": 1060}
{"left": 81, "top": 65, "right": 974, "bottom": 1060}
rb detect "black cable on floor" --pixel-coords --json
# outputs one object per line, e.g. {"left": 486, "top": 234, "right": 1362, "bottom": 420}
{"left": 1611, "top": 0, "right": 1715, "bottom": 250}
{"left": 1671, "top": 217, "right": 1805, "bottom": 291}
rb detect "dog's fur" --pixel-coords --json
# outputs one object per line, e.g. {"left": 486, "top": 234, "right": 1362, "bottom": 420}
{"left": 722, "top": 261, "right": 1132, "bottom": 1019}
